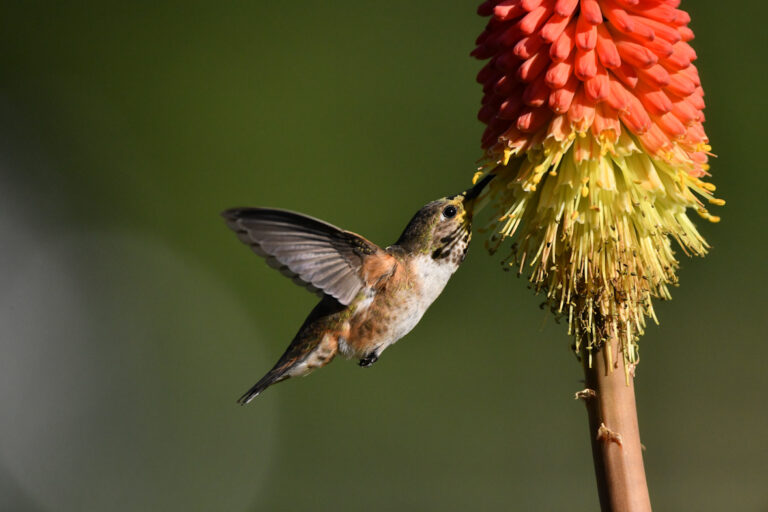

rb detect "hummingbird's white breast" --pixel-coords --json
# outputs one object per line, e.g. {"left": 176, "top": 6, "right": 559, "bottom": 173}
{"left": 381, "top": 254, "right": 459, "bottom": 349}
{"left": 338, "top": 254, "right": 459, "bottom": 360}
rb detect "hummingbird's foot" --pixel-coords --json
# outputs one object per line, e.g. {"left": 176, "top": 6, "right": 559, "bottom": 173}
{"left": 358, "top": 351, "right": 379, "bottom": 368}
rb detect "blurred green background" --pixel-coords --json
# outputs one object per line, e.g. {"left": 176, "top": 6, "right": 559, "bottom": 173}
{"left": 0, "top": 2, "right": 765, "bottom": 511}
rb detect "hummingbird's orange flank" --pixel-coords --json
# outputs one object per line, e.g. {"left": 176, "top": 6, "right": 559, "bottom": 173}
{"left": 222, "top": 175, "right": 493, "bottom": 403}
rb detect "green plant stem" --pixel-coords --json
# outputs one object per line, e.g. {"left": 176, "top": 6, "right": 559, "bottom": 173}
{"left": 581, "top": 337, "right": 652, "bottom": 512}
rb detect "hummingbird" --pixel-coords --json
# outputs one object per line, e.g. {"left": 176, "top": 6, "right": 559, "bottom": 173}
{"left": 222, "top": 174, "right": 493, "bottom": 403}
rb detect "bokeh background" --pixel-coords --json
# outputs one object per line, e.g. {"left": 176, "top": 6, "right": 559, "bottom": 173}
{"left": 0, "top": 2, "right": 765, "bottom": 511}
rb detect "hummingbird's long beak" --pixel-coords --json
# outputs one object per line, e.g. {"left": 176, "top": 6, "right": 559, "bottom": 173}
{"left": 464, "top": 173, "right": 495, "bottom": 201}
{"left": 462, "top": 173, "right": 496, "bottom": 215}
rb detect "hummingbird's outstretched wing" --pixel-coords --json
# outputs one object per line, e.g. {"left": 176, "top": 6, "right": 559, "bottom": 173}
{"left": 222, "top": 207, "right": 381, "bottom": 305}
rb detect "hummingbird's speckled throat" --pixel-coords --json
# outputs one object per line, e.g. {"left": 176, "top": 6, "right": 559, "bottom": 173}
{"left": 222, "top": 176, "right": 493, "bottom": 403}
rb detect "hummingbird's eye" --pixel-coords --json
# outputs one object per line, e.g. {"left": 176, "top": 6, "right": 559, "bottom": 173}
{"left": 442, "top": 205, "right": 458, "bottom": 219}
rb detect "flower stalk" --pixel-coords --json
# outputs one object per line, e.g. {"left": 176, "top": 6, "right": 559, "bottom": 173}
{"left": 581, "top": 336, "right": 651, "bottom": 511}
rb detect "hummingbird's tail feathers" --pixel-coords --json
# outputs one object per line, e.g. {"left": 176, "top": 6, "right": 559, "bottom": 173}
{"left": 237, "top": 370, "right": 288, "bottom": 404}
{"left": 237, "top": 340, "right": 316, "bottom": 404}
{"left": 238, "top": 332, "right": 341, "bottom": 404}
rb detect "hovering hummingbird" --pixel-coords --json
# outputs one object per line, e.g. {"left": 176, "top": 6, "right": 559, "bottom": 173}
{"left": 222, "top": 175, "right": 493, "bottom": 403}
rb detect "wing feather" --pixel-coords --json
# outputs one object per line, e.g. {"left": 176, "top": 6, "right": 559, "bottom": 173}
{"left": 222, "top": 207, "right": 381, "bottom": 305}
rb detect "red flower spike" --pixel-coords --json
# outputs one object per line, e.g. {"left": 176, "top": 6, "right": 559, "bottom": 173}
{"left": 473, "top": 0, "right": 711, "bottom": 179}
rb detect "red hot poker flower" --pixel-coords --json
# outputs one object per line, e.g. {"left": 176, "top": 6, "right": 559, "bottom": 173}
{"left": 472, "top": 0, "right": 722, "bottom": 373}
{"left": 475, "top": 0, "right": 709, "bottom": 178}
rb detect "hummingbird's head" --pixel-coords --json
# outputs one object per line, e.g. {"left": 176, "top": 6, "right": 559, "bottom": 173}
{"left": 394, "top": 196, "right": 472, "bottom": 264}
{"left": 395, "top": 174, "right": 494, "bottom": 265}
